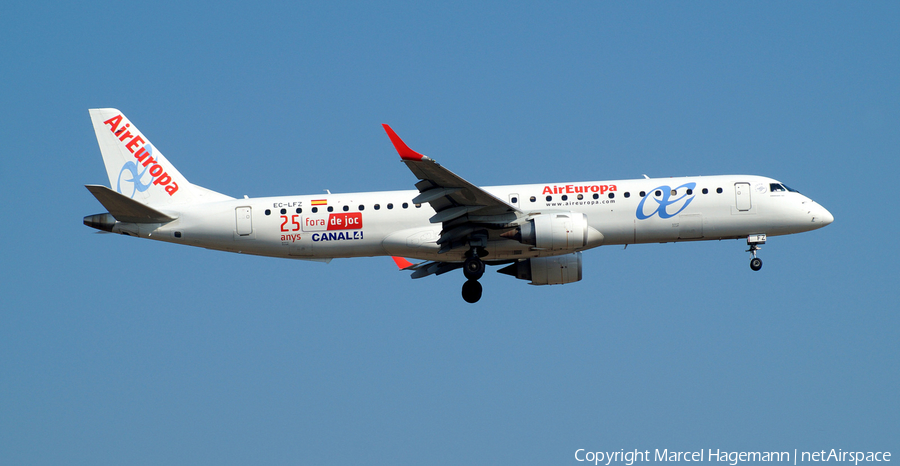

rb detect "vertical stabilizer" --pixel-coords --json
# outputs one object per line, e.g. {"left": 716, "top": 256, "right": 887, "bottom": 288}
{"left": 89, "top": 108, "right": 231, "bottom": 207}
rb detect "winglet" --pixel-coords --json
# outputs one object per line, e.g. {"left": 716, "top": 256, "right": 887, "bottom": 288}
{"left": 382, "top": 124, "right": 428, "bottom": 161}
{"left": 392, "top": 256, "right": 415, "bottom": 270}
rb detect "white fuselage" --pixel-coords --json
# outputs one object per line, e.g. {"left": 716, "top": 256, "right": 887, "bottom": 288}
{"left": 116, "top": 174, "right": 833, "bottom": 262}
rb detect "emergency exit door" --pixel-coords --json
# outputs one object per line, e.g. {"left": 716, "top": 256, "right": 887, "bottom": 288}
{"left": 235, "top": 207, "right": 252, "bottom": 236}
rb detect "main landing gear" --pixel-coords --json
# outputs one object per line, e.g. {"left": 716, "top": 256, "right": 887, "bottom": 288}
{"left": 461, "top": 253, "right": 486, "bottom": 303}
{"left": 463, "top": 255, "right": 485, "bottom": 280}
{"left": 462, "top": 279, "right": 482, "bottom": 303}
{"left": 747, "top": 234, "right": 766, "bottom": 271}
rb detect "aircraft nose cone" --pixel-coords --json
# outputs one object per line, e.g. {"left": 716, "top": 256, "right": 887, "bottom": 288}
{"left": 816, "top": 205, "right": 834, "bottom": 226}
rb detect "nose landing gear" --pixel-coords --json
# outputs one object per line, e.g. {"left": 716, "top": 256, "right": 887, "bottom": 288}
{"left": 747, "top": 234, "right": 766, "bottom": 271}
{"left": 750, "top": 256, "right": 763, "bottom": 271}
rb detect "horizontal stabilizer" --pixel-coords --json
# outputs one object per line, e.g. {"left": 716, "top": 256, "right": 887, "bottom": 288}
{"left": 85, "top": 185, "right": 176, "bottom": 223}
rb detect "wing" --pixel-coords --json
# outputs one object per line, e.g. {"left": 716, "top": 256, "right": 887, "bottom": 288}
{"left": 382, "top": 125, "right": 524, "bottom": 255}
{"left": 390, "top": 256, "right": 462, "bottom": 279}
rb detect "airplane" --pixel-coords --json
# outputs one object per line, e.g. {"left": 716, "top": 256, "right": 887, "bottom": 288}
{"left": 84, "top": 109, "right": 834, "bottom": 303}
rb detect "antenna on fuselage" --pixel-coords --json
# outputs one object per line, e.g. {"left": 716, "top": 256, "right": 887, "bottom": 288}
{"left": 642, "top": 174, "right": 650, "bottom": 179}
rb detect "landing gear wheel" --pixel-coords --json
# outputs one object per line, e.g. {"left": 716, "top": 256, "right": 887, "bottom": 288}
{"left": 461, "top": 279, "right": 483, "bottom": 303}
{"left": 463, "top": 256, "right": 485, "bottom": 280}
{"left": 746, "top": 235, "right": 765, "bottom": 272}
{"left": 750, "top": 257, "right": 763, "bottom": 271}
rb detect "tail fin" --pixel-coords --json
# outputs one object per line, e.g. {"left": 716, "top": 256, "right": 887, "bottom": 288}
{"left": 89, "top": 108, "right": 231, "bottom": 207}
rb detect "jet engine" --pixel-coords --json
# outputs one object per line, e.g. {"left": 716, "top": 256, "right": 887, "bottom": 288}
{"left": 503, "top": 212, "right": 603, "bottom": 251}
{"left": 498, "top": 252, "right": 583, "bottom": 285}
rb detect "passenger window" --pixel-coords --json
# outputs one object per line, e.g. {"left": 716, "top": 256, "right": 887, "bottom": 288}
{"left": 716, "top": 188, "right": 723, "bottom": 194}
{"left": 328, "top": 206, "right": 334, "bottom": 212}
{"left": 686, "top": 189, "right": 692, "bottom": 195}
{"left": 624, "top": 192, "right": 630, "bottom": 198}
{"left": 296, "top": 208, "right": 302, "bottom": 214}
{"left": 265, "top": 209, "right": 271, "bottom": 215}
{"left": 655, "top": 190, "right": 662, "bottom": 197}
{"left": 387, "top": 203, "right": 394, "bottom": 209}
{"left": 374, "top": 204, "right": 380, "bottom": 210}
{"left": 640, "top": 191, "right": 646, "bottom": 197}
{"left": 358, "top": 205, "right": 364, "bottom": 211}
{"left": 702, "top": 188, "right": 709, "bottom": 194}
{"left": 511, "top": 197, "right": 518, "bottom": 203}
{"left": 530, "top": 196, "right": 536, "bottom": 202}
{"left": 608, "top": 193, "right": 615, "bottom": 199}
{"left": 312, "top": 207, "right": 318, "bottom": 213}
{"left": 280, "top": 208, "right": 286, "bottom": 214}
{"left": 402, "top": 202, "right": 409, "bottom": 209}
{"left": 592, "top": 193, "right": 599, "bottom": 200}
{"left": 577, "top": 194, "right": 583, "bottom": 200}
{"left": 561, "top": 195, "right": 568, "bottom": 201}
{"left": 546, "top": 196, "right": 552, "bottom": 201}
{"left": 343, "top": 205, "right": 349, "bottom": 212}
{"left": 415, "top": 203, "right": 422, "bottom": 208}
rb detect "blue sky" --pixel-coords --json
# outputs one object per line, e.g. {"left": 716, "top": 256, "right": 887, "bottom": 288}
{"left": 1, "top": 2, "right": 898, "bottom": 465}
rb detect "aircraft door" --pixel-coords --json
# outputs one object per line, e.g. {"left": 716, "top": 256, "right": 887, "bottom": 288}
{"left": 235, "top": 206, "right": 252, "bottom": 236}
{"left": 735, "top": 183, "right": 751, "bottom": 211}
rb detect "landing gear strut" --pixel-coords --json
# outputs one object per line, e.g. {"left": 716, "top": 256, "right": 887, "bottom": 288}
{"left": 461, "top": 245, "right": 486, "bottom": 303}
{"left": 747, "top": 234, "right": 766, "bottom": 271}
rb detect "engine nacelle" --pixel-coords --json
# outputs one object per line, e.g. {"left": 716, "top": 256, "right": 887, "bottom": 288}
{"left": 515, "top": 212, "right": 603, "bottom": 251}
{"left": 498, "top": 252, "right": 583, "bottom": 285}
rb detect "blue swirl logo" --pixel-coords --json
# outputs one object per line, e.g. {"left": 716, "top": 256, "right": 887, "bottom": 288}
{"left": 636, "top": 182, "right": 697, "bottom": 219}
{"left": 116, "top": 144, "right": 156, "bottom": 198}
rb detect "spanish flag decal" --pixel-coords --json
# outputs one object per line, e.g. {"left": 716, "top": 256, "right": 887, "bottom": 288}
{"left": 311, "top": 199, "right": 327, "bottom": 206}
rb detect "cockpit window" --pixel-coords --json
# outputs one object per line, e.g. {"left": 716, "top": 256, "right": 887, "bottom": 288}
{"left": 770, "top": 183, "right": 800, "bottom": 193}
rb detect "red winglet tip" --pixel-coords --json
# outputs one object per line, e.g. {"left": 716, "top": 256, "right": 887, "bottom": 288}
{"left": 392, "top": 256, "right": 414, "bottom": 270}
{"left": 382, "top": 124, "right": 425, "bottom": 161}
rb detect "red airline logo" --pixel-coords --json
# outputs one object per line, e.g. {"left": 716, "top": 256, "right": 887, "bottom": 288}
{"left": 104, "top": 114, "right": 179, "bottom": 196}
{"left": 542, "top": 184, "right": 617, "bottom": 195}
